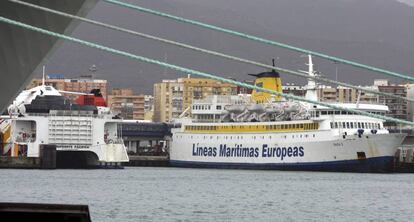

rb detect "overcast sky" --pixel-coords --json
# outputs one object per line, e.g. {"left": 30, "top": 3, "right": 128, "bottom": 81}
{"left": 397, "top": 0, "right": 414, "bottom": 6}
{"left": 42, "top": 0, "right": 414, "bottom": 94}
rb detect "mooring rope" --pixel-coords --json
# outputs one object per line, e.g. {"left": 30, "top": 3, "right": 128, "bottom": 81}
{"left": 103, "top": 0, "right": 414, "bottom": 82}
{"left": 8, "top": 0, "right": 413, "bottom": 103}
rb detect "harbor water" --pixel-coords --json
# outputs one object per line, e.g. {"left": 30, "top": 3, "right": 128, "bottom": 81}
{"left": 1, "top": 167, "right": 413, "bottom": 222}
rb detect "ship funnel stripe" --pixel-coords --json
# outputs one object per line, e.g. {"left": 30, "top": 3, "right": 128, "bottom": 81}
{"left": 1, "top": 16, "right": 412, "bottom": 125}
{"left": 8, "top": 0, "right": 412, "bottom": 103}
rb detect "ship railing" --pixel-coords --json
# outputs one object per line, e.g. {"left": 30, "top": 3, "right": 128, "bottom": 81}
{"left": 26, "top": 112, "right": 114, "bottom": 119}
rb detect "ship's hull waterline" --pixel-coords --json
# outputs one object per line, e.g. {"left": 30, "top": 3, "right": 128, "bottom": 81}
{"left": 170, "top": 132, "right": 406, "bottom": 172}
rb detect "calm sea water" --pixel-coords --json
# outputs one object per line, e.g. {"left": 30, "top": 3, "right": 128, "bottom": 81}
{"left": 0, "top": 167, "right": 413, "bottom": 222}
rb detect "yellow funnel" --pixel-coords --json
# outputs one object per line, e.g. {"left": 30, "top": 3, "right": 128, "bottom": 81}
{"left": 250, "top": 70, "right": 282, "bottom": 103}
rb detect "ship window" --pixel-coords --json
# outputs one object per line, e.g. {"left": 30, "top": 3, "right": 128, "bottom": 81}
{"left": 300, "top": 124, "right": 304, "bottom": 129}
{"left": 328, "top": 111, "right": 334, "bottom": 115}
{"left": 346, "top": 122, "right": 350, "bottom": 128}
{"left": 335, "top": 111, "right": 340, "bottom": 115}
{"left": 335, "top": 122, "right": 338, "bottom": 129}
{"left": 321, "top": 111, "right": 327, "bottom": 115}
{"left": 342, "top": 122, "right": 346, "bottom": 128}
{"left": 216, "top": 105, "right": 222, "bottom": 110}
{"left": 330, "top": 122, "right": 334, "bottom": 129}
{"left": 316, "top": 112, "right": 320, "bottom": 117}
{"left": 358, "top": 122, "right": 361, "bottom": 128}
{"left": 350, "top": 122, "right": 354, "bottom": 128}
{"left": 341, "top": 111, "right": 347, "bottom": 115}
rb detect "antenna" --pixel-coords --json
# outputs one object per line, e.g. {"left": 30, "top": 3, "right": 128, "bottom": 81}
{"left": 42, "top": 65, "right": 46, "bottom": 86}
{"left": 308, "top": 54, "right": 314, "bottom": 76}
{"left": 305, "top": 54, "right": 318, "bottom": 102}
{"left": 271, "top": 58, "right": 277, "bottom": 72}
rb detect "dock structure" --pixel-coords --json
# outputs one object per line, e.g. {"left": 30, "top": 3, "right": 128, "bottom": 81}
{"left": 120, "top": 122, "right": 174, "bottom": 167}
{"left": 121, "top": 122, "right": 176, "bottom": 155}
{"left": 0, "top": 144, "right": 56, "bottom": 169}
{"left": 126, "top": 155, "right": 169, "bottom": 167}
{"left": 0, "top": 202, "right": 91, "bottom": 222}
{"left": 395, "top": 130, "right": 414, "bottom": 172}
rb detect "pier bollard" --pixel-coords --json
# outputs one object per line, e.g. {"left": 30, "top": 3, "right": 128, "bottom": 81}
{"left": 39, "top": 144, "right": 56, "bottom": 169}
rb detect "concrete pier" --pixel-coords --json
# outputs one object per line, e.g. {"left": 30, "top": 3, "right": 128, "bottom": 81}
{"left": 0, "top": 144, "right": 56, "bottom": 169}
{"left": 125, "top": 155, "right": 169, "bottom": 167}
{"left": 0, "top": 156, "right": 40, "bottom": 169}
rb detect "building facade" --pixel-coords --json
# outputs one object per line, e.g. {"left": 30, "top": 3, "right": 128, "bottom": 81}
{"left": 407, "top": 84, "right": 414, "bottom": 122}
{"left": 153, "top": 77, "right": 238, "bottom": 122}
{"left": 107, "top": 88, "right": 145, "bottom": 120}
{"left": 282, "top": 84, "right": 378, "bottom": 104}
{"left": 377, "top": 84, "right": 408, "bottom": 125}
{"left": 144, "top": 95, "right": 154, "bottom": 121}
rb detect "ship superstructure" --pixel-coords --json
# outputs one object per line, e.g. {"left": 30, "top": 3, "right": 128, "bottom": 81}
{"left": 170, "top": 56, "right": 406, "bottom": 172}
{"left": 7, "top": 82, "right": 128, "bottom": 168}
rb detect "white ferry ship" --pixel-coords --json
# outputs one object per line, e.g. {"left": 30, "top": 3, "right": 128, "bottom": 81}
{"left": 6, "top": 82, "right": 129, "bottom": 168}
{"left": 170, "top": 56, "right": 406, "bottom": 172}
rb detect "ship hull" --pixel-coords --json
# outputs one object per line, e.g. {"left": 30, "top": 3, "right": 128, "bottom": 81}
{"left": 170, "top": 131, "right": 405, "bottom": 172}
{"left": 170, "top": 156, "right": 394, "bottom": 172}
{"left": 0, "top": 0, "right": 98, "bottom": 113}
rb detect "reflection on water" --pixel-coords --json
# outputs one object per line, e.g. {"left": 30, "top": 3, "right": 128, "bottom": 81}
{"left": 0, "top": 168, "right": 413, "bottom": 221}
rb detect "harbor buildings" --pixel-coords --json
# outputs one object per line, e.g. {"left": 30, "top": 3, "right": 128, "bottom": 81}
{"left": 282, "top": 84, "right": 379, "bottom": 104}
{"left": 107, "top": 88, "right": 145, "bottom": 120}
{"left": 408, "top": 84, "right": 414, "bottom": 122}
{"left": 153, "top": 77, "right": 238, "bottom": 122}
{"left": 374, "top": 79, "right": 408, "bottom": 126}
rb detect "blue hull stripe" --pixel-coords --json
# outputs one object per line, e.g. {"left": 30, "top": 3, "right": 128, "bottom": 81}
{"left": 170, "top": 156, "right": 395, "bottom": 173}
